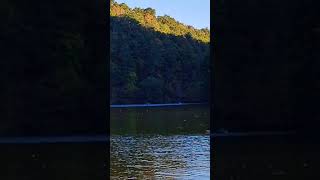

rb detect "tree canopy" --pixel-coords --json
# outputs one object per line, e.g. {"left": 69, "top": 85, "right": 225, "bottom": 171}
{"left": 110, "top": 1, "right": 210, "bottom": 43}
{"left": 110, "top": 1, "right": 210, "bottom": 104}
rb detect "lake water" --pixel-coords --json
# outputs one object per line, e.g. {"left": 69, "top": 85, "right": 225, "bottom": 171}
{"left": 110, "top": 105, "right": 210, "bottom": 179}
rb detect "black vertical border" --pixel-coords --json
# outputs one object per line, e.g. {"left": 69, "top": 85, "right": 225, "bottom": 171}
{"left": 106, "top": 0, "right": 111, "bottom": 178}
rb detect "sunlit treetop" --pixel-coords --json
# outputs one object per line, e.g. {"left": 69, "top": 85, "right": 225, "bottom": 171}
{"left": 110, "top": 1, "right": 210, "bottom": 43}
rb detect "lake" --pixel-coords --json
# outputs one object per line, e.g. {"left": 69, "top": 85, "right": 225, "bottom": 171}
{"left": 110, "top": 105, "right": 210, "bottom": 179}
{"left": 0, "top": 106, "right": 318, "bottom": 179}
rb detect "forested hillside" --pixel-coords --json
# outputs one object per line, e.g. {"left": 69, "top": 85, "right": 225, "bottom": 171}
{"left": 110, "top": 0, "right": 210, "bottom": 104}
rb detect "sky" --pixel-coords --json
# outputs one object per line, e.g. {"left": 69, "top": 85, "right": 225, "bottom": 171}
{"left": 114, "top": 0, "right": 210, "bottom": 29}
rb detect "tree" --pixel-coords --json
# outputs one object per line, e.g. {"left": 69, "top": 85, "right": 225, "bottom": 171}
{"left": 110, "top": 2, "right": 210, "bottom": 104}
{"left": 144, "top": 8, "right": 156, "bottom": 16}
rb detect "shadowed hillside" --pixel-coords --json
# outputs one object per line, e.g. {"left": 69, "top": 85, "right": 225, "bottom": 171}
{"left": 110, "top": 1, "right": 210, "bottom": 104}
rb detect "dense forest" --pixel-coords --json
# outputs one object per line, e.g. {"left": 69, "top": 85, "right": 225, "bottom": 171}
{"left": 110, "top": 0, "right": 210, "bottom": 104}
{"left": 0, "top": 0, "right": 107, "bottom": 135}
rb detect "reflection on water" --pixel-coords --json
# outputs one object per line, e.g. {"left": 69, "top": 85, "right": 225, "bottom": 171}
{"left": 110, "top": 105, "right": 210, "bottom": 179}
{"left": 111, "top": 135, "right": 209, "bottom": 179}
{"left": 111, "top": 105, "right": 209, "bottom": 135}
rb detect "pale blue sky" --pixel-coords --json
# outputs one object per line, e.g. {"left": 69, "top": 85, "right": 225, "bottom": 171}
{"left": 114, "top": 0, "right": 210, "bottom": 29}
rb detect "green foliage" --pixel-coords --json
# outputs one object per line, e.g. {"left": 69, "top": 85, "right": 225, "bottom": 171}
{"left": 139, "top": 76, "right": 164, "bottom": 102}
{"left": 144, "top": 8, "right": 156, "bottom": 16}
{"left": 110, "top": 2, "right": 210, "bottom": 104}
{"left": 110, "top": 1, "right": 210, "bottom": 43}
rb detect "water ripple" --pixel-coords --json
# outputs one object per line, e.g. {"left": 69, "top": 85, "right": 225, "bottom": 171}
{"left": 110, "top": 135, "right": 210, "bottom": 179}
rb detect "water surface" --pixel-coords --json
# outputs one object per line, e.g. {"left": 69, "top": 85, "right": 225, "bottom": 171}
{"left": 110, "top": 105, "right": 210, "bottom": 179}
{"left": 111, "top": 135, "right": 209, "bottom": 179}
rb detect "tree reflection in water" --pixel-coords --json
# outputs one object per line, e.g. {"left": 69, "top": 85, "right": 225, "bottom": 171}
{"left": 110, "top": 106, "right": 210, "bottom": 179}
